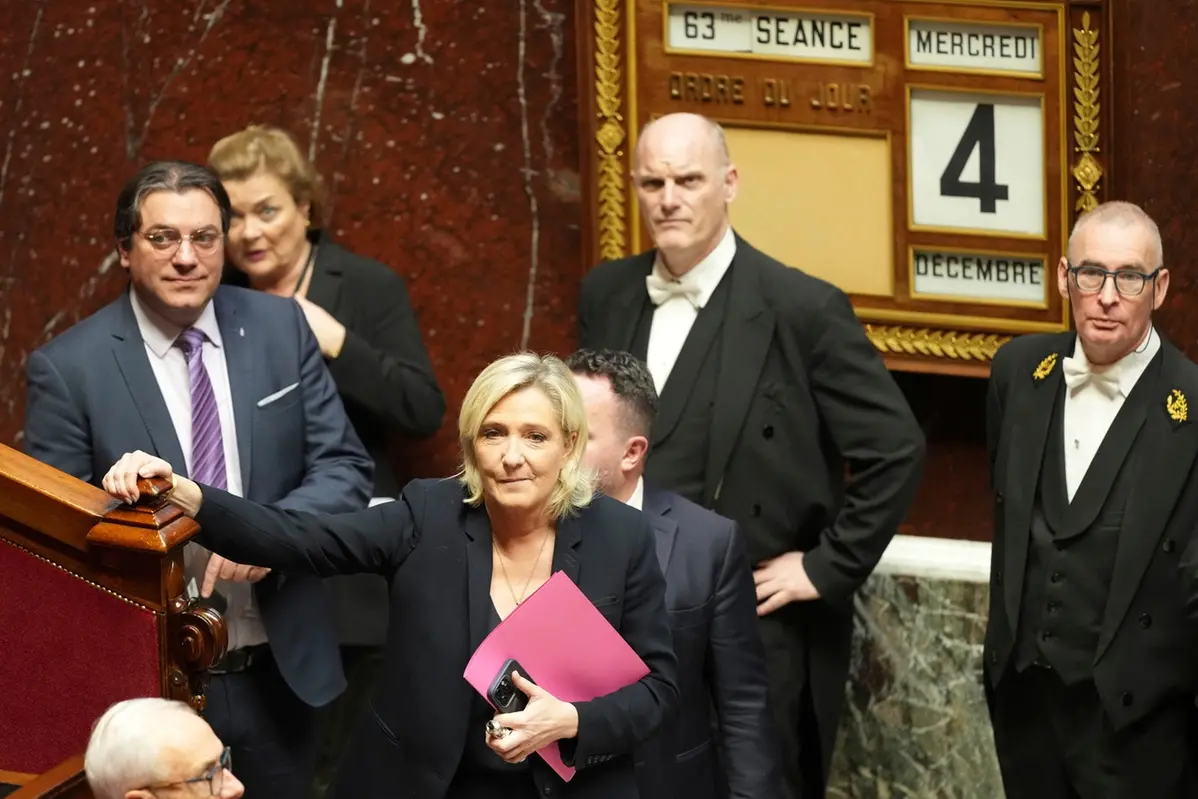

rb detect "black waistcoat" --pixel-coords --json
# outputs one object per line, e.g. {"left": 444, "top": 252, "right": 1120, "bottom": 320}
{"left": 632, "top": 273, "right": 732, "bottom": 505}
{"left": 1014, "top": 367, "right": 1156, "bottom": 684}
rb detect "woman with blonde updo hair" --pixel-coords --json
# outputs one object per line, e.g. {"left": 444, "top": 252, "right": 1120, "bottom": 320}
{"left": 209, "top": 124, "right": 446, "bottom": 795}
{"left": 208, "top": 125, "right": 445, "bottom": 491}
{"left": 101, "top": 352, "right": 678, "bottom": 799}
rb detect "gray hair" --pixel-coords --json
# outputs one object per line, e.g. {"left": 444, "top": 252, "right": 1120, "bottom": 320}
{"left": 84, "top": 698, "right": 198, "bottom": 799}
{"left": 113, "top": 160, "right": 232, "bottom": 251}
{"left": 1068, "top": 200, "right": 1164, "bottom": 269}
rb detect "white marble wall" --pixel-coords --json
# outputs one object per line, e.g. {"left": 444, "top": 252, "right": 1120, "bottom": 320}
{"left": 827, "top": 536, "right": 1004, "bottom": 798}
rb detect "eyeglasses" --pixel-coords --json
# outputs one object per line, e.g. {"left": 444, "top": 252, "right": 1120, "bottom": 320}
{"left": 1068, "top": 262, "right": 1162, "bottom": 297}
{"left": 137, "top": 228, "right": 223, "bottom": 256}
{"left": 145, "top": 745, "right": 232, "bottom": 795}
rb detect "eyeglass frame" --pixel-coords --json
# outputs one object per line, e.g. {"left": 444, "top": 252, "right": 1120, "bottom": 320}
{"left": 1066, "top": 261, "right": 1163, "bottom": 298}
{"left": 135, "top": 227, "right": 225, "bottom": 256}
{"left": 142, "top": 745, "right": 232, "bottom": 795}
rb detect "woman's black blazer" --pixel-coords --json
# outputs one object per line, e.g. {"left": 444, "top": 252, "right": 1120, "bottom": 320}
{"left": 194, "top": 477, "right": 680, "bottom": 799}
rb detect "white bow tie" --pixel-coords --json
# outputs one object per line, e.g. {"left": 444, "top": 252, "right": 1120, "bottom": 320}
{"left": 645, "top": 273, "right": 701, "bottom": 308}
{"left": 1062, "top": 357, "right": 1122, "bottom": 398}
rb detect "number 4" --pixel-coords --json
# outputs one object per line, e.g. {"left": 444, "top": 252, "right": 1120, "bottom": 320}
{"left": 939, "top": 103, "right": 1009, "bottom": 214}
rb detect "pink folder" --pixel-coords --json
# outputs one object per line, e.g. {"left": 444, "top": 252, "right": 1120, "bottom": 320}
{"left": 463, "top": 570, "right": 650, "bottom": 781}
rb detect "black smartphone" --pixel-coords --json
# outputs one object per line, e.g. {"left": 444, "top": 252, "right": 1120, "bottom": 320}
{"left": 487, "top": 658, "right": 535, "bottom": 713}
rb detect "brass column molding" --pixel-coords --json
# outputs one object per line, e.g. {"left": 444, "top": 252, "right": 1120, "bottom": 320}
{"left": 594, "top": 0, "right": 628, "bottom": 260}
{"left": 1072, "top": 11, "right": 1102, "bottom": 214}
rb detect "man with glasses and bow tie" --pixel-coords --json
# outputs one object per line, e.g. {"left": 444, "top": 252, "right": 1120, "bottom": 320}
{"left": 984, "top": 200, "right": 1198, "bottom": 797}
{"left": 577, "top": 112, "right": 926, "bottom": 799}
{"left": 24, "top": 160, "right": 372, "bottom": 797}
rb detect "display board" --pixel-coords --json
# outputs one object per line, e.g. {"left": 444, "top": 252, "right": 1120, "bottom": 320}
{"left": 577, "top": 0, "right": 1113, "bottom": 375}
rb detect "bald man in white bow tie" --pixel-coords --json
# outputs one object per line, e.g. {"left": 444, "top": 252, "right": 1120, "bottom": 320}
{"left": 984, "top": 200, "right": 1198, "bottom": 798}
{"left": 577, "top": 112, "right": 926, "bottom": 799}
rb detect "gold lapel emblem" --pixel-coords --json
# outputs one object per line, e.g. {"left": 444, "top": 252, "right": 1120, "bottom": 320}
{"left": 1167, "top": 389, "right": 1188, "bottom": 424}
{"left": 1033, "top": 353, "right": 1058, "bottom": 381}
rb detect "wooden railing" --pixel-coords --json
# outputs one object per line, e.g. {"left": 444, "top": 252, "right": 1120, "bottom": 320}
{"left": 0, "top": 444, "right": 226, "bottom": 798}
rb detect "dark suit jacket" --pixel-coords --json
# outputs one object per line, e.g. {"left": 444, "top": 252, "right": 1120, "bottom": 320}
{"left": 985, "top": 331, "right": 1198, "bottom": 729}
{"left": 190, "top": 478, "right": 680, "bottom": 799}
{"left": 636, "top": 486, "right": 782, "bottom": 799}
{"left": 579, "top": 234, "right": 926, "bottom": 772}
{"left": 23, "top": 284, "right": 374, "bottom": 707}
{"left": 302, "top": 233, "right": 446, "bottom": 646}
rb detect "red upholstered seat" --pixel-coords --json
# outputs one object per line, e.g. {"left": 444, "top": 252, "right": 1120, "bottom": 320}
{"left": 0, "top": 537, "right": 161, "bottom": 775}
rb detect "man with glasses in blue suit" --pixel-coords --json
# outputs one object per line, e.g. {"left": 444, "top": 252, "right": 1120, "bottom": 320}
{"left": 24, "top": 161, "right": 372, "bottom": 798}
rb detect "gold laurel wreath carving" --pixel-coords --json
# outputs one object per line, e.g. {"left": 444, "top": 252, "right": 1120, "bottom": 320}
{"left": 864, "top": 325, "right": 1010, "bottom": 362}
{"left": 1072, "top": 12, "right": 1102, "bottom": 214}
{"left": 594, "top": 0, "right": 627, "bottom": 260}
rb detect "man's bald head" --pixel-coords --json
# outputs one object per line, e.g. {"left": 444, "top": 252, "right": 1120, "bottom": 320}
{"left": 1067, "top": 200, "right": 1163, "bottom": 269}
{"left": 635, "top": 113, "right": 731, "bottom": 171}
{"left": 631, "top": 113, "right": 739, "bottom": 276}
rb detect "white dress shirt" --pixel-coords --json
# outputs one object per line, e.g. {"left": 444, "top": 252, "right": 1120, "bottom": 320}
{"left": 130, "top": 290, "right": 266, "bottom": 650}
{"left": 645, "top": 227, "right": 736, "bottom": 394}
{"left": 1062, "top": 326, "right": 1159, "bottom": 501}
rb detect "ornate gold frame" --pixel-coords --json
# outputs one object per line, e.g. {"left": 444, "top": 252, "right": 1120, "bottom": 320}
{"left": 594, "top": 0, "right": 628, "bottom": 261}
{"left": 584, "top": 1, "right": 1108, "bottom": 369}
{"left": 1071, "top": 11, "right": 1102, "bottom": 213}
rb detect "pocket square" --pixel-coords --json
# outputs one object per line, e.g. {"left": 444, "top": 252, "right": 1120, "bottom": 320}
{"left": 256, "top": 382, "right": 299, "bottom": 408}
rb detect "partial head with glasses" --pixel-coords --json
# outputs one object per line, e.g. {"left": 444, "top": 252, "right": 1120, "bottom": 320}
{"left": 84, "top": 698, "right": 244, "bottom": 798}
{"left": 114, "top": 161, "right": 231, "bottom": 328}
{"left": 1058, "top": 201, "right": 1168, "bottom": 366}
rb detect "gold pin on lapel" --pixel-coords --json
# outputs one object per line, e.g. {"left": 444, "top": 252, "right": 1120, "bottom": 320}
{"left": 1033, "top": 353, "right": 1058, "bottom": 381}
{"left": 1167, "top": 389, "right": 1188, "bottom": 424}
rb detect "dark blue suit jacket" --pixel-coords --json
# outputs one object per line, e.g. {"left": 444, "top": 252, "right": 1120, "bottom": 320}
{"left": 23, "top": 284, "right": 374, "bottom": 707}
{"left": 636, "top": 485, "right": 783, "bottom": 799}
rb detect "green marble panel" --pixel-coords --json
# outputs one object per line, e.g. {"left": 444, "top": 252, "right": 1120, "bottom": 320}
{"left": 827, "top": 573, "right": 1003, "bottom": 798}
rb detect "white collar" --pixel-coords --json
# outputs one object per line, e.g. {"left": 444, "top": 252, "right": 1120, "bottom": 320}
{"left": 1067, "top": 326, "right": 1159, "bottom": 398}
{"left": 129, "top": 287, "right": 223, "bottom": 359}
{"left": 650, "top": 226, "right": 736, "bottom": 309}
{"left": 624, "top": 476, "right": 645, "bottom": 511}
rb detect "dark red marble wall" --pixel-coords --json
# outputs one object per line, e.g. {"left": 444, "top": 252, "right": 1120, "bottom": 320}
{"left": 0, "top": 0, "right": 579, "bottom": 479}
{"left": 1111, "top": 0, "right": 1198, "bottom": 358}
{"left": 3, "top": 0, "right": 1192, "bottom": 542}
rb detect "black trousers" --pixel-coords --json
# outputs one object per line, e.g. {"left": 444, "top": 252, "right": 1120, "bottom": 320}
{"left": 203, "top": 648, "right": 318, "bottom": 798}
{"left": 760, "top": 610, "right": 824, "bottom": 799}
{"left": 312, "top": 645, "right": 384, "bottom": 798}
{"left": 991, "top": 665, "right": 1198, "bottom": 799}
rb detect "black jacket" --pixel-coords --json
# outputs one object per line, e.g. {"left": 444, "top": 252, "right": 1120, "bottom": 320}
{"left": 579, "top": 234, "right": 926, "bottom": 776}
{"left": 985, "top": 331, "right": 1198, "bottom": 729}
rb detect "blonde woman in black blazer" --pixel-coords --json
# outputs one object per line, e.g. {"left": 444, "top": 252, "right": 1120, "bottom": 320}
{"left": 102, "top": 353, "right": 679, "bottom": 799}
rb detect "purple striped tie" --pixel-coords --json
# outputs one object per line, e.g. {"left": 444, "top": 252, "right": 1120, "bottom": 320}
{"left": 175, "top": 328, "right": 227, "bottom": 490}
